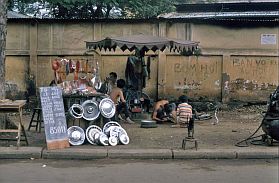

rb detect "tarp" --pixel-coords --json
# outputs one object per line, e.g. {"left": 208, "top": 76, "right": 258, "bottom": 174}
{"left": 85, "top": 34, "right": 199, "bottom": 53}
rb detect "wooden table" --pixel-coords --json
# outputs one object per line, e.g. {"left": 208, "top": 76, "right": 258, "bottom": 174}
{"left": 0, "top": 100, "right": 28, "bottom": 148}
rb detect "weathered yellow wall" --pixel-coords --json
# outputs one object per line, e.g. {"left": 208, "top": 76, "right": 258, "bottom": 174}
{"left": 5, "top": 56, "right": 29, "bottom": 90}
{"left": 223, "top": 56, "right": 278, "bottom": 101}
{"left": 37, "top": 23, "right": 93, "bottom": 52}
{"left": 192, "top": 24, "right": 278, "bottom": 51}
{"left": 6, "top": 23, "right": 30, "bottom": 51}
{"left": 164, "top": 55, "right": 222, "bottom": 101}
{"left": 5, "top": 20, "right": 279, "bottom": 102}
{"left": 192, "top": 23, "right": 279, "bottom": 102}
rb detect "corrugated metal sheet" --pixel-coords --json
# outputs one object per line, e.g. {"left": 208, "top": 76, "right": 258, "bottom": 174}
{"left": 162, "top": 2, "right": 279, "bottom": 22}
{"left": 159, "top": 11, "right": 279, "bottom": 20}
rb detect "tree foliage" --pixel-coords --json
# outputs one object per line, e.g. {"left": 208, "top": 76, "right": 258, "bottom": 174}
{"left": 7, "top": 0, "right": 179, "bottom": 19}
{"left": 120, "top": 0, "right": 176, "bottom": 18}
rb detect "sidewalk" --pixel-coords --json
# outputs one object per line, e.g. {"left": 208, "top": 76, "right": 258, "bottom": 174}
{"left": 0, "top": 108, "right": 278, "bottom": 160}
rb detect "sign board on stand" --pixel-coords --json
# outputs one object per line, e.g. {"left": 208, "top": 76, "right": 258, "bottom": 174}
{"left": 39, "top": 87, "right": 70, "bottom": 150}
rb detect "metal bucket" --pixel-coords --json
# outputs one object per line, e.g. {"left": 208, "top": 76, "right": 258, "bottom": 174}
{"left": 140, "top": 120, "right": 157, "bottom": 128}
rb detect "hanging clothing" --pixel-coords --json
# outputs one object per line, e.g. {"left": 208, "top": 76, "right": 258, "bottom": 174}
{"left": 125, "top": 56, "right": 148, "bottom": 90}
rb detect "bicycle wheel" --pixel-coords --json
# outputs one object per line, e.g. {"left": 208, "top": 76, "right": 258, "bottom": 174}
{"left": 125, "top": 90, "right": 151, "bottom": 112}
{"left": 137, "top": 91, "right": 150, "bottom": 102}
{"left": 195, "top": 113, "right": 212, "bottom": 121}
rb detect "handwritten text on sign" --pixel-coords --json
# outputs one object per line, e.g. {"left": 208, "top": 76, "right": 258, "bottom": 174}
{"left": 40, "top": 87, "right": 68, "bottom": 141}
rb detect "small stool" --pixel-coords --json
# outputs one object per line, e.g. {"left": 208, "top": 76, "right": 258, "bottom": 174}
{"left": 182, "top": 137, "right": 198, "bottom": 151}
{"left": 28, "top": 108, "right": 44, "bottom": 132}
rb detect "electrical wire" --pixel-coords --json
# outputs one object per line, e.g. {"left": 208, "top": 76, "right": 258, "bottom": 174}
{"left": 235, "top": 118, "right": 265, "bottom": 147}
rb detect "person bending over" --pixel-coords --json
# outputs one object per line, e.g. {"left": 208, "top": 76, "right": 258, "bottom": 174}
{"left": 152, "top": 99, "right": 176, "bottom": 123}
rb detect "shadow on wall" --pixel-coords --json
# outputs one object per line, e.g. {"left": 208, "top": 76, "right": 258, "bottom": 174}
{"left": 5, "top": 82, "right": 25, "bottom": 100}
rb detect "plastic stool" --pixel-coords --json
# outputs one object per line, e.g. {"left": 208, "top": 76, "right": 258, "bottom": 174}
{"left": 28, "top": 108, "right": 44, "bottom": 132}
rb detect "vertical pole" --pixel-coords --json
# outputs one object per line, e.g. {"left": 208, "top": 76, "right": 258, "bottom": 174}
{"left": 158, "top": 22, "right": 167, "bottom": 99}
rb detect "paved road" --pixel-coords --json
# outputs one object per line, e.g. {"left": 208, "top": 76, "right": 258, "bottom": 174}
{"left": 0, "top": 159, "right": 278, "bottom": 183}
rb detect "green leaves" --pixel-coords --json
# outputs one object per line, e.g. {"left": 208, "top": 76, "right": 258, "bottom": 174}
{"left": 121, "top": 0, "right": 176, "bottom": 18}
{"left": 7, "top": 0, "right": 186, "bottom": 19}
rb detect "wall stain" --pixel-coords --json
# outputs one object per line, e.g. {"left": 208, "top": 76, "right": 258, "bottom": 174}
{"left": 227, "top": 78, "right": 275, "bottom": 92}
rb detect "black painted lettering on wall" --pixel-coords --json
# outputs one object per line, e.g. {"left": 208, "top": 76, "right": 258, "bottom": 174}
{"left": 232, "top": 57, "right": 276, "bottom": 68}
{"left": 231, "top": 57, "right": 276, "bottom": 78}
{"left": 174, "top": 61, "right": 218, "bottom": 79}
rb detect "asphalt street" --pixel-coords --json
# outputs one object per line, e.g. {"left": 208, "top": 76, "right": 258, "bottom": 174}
{"left": 0, "top": 159, "right": 278, "bottom": 183}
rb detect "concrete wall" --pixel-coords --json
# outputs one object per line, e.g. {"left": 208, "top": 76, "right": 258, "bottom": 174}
{"left": 5, "top": 20, "right": 279, "bottom": 102}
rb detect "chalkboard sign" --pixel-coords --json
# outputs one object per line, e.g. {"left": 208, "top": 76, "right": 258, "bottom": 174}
{"left": 40, "top": 87, "right": 70, "bottom": 150}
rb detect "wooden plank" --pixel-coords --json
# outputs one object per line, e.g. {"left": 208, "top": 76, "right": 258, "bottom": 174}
{"left": 0, "top": 100, "right": 26, "bottom": 109}
{"left": 0, "top": 129, "right": 18, "bottom": 133}
{"left": 47, "top": 139, "right": 70, "bottom": 150}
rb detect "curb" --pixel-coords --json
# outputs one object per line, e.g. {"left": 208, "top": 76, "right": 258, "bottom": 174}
{"left": 0, "top": 147, "right": 278, "bottom": 160}
{"left": 172, "top": 149, "right": 237, "bottom": 159}
{"left": 42, "top": 147, "right": 107, "bottom": 160}
{"left": 108, "top": 149, "right": 172, "bottom": 159}
{"left": 236, "top": 149, "right": 279, "bottom": 159}
{"left": 0, "top": 147, "right": 42, "bottom": 159}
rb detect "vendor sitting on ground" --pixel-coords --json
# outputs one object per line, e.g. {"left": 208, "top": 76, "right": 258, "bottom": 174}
{"left": 152, "top": 99, "right": 176, "bottom": 123}
{"left": 110, "top": 79, "right": 135, "bottom": 124}
{"left": 172, "top": 95, "right": 194, "bottom": 137}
